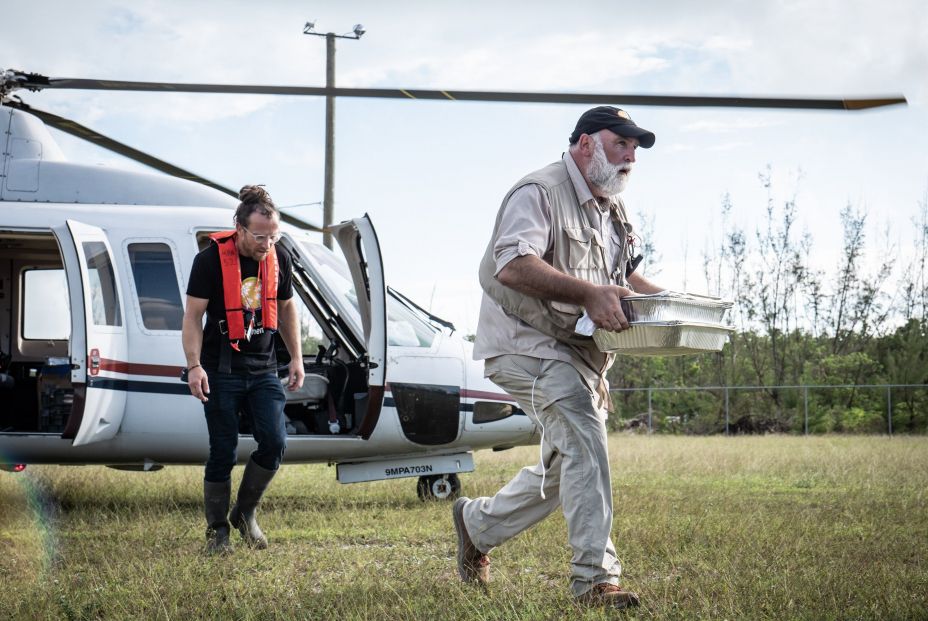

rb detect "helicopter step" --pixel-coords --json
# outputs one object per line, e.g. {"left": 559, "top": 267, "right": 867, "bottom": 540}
{"left": 336, "top": 452, "right": 473, "bottom": 488}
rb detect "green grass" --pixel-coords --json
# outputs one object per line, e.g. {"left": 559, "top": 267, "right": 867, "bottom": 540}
{"left": 2, "top": 436, "right": 927, "bottom": 620}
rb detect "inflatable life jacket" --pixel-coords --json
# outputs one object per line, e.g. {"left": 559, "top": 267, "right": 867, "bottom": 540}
{"left": 208, "top": 230, "right": 279, "bottom": 347}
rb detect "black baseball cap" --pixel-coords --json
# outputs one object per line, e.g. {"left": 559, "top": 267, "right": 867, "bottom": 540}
{"left": 569, "top": 106, "right": 655, "bottom": 148}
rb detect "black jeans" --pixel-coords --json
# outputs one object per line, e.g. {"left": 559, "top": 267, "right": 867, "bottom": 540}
{"left": 202, "top": 371, "right": 287, "bottom": 482}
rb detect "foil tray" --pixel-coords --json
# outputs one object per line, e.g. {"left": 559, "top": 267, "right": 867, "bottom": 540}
{"left": 593, "top": 321, "right": 733, "bottom": 356}
{"left": 621, "top": 292, "right": 733, "bottom": 324}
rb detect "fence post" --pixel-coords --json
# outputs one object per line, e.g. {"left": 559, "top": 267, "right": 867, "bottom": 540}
{"left": 724, "top": 387, "right": 729, "bottom": 435}
{"left": 647, "top": 388, "right": 653, "bottom": 434}
{"left": 804, "top": 386, "right": 809, "bottom": 435}
{"left": 887, "top": 386, "right": 893, "bottom": 436}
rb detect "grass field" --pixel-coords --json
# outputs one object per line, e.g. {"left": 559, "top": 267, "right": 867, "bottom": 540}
{"left": 2, "top": 435, "right": 927, "bottom": 620}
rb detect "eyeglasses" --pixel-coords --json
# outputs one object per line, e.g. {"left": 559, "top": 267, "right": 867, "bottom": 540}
{"left": 241, "top": 226, "right": 281, "bottom": 245}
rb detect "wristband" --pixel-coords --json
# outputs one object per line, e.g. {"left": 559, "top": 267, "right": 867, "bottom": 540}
{"left": 180, "top": 365, "right": 200, "bottom": 383}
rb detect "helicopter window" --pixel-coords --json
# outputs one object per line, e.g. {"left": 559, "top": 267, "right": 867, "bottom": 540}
{"left": 127, "top": 243, "right": 184, "bottom": 331}
{"left": 82, "top": 241, "right": 122, "bottom": 327}
{"left": 21, "top": 269, "right": 70, "bottom": 340}
{"left": 301, "top": 242, "right": 364, "bottom": 324}
{"left": 300, "top": 242, "right": 437, "bottom": 348}
{"left": 472, "top": 401, "right": 516, "bottom": 424}
{"left": 385, "top": 295, "right": 438, "bottom": 348}
{"left": 292, "top": 294, "right": 329, "bottom": 356}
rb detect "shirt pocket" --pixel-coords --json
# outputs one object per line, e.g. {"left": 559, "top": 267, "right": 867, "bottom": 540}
{"left": 609, "top": 221, "right": 634, "bottom": 277}
{"left": 564, "top": 226, "right": 606, "bottom": 270}
{"left": 609, "top": 229, "right": 627, "bottom": 270}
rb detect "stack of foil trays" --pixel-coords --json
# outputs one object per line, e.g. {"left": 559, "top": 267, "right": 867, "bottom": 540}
{"left": 592, "top": 292, "right": 734, "bottom": 356}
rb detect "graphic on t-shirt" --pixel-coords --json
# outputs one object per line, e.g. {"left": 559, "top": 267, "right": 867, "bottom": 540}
{"left": 240, "top": 276, "right": 265, "bottom": 337}
{"left": 241, "top": 277, "right": 262, "bottom": 311}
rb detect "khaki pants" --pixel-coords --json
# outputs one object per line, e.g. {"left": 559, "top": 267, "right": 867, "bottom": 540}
{"left": 461, "top": 354, "right": 622, "bottom": 596}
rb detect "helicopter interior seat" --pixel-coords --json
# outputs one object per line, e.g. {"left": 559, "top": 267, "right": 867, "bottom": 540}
{"left": 283, "top": 372, "right": 328, "bottom": 404}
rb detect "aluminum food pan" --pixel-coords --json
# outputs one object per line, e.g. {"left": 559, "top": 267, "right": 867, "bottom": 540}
{"left": 621, "top": 292, "right": 733, "bottom": 324}
{"left": 593, "top": 321, "right": 733, "bottom": 356}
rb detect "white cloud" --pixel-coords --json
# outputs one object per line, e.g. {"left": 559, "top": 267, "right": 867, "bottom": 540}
{"left": 682, "top": 118, "right": 781, "bottom": 133}
{"left": 701, "top": 35, "right": 753, "bottom": 53}
{"left": 339, "top": 31, "right": 672, "bottom": 91}
{"left": 708, "top": 141, "right": 749, "bottom": 152}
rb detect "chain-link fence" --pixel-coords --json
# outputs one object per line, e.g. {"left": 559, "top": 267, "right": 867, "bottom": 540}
{"left": 609, "top": 384, "right": 928, "bottom": 434}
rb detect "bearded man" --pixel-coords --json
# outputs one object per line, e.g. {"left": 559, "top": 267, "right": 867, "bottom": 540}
{"left": 453, "top": 107, "right": 664, "bottom": 609}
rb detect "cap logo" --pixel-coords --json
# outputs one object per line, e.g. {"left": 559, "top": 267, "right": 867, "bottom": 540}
{"left": 616, "top": 109, "right": 631, "bottom": 120}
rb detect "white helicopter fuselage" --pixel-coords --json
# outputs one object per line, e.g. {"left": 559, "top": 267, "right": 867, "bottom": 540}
{"left": 0, "top": 106, "right": 536, "bottom": 493}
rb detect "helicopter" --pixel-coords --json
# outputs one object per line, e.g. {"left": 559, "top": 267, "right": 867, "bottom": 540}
{"left": 0, "top": 69, "right": 905, "bottom": 499}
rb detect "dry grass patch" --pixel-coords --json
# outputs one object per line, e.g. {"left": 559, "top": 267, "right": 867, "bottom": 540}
{"left": 1, "top": 435, "right": 926, "bottom": 620}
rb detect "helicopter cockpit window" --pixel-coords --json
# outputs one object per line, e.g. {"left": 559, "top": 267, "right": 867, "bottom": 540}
{"left": 300, "top": 242, "right": 438, "bottom": 348}
{"left": 127, "top": 243, "right": 184, "bottom": 331}
{"left": 384, "top": 294, "right": 439, "bottom": 348}
{"left": 292, "top": 294, "right": 329, "bottom": 356}
{"left": 22, "top": 269, "right": 71, "bottom": 340}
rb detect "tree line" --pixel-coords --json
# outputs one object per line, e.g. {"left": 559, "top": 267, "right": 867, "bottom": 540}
{"left": 608, "top": 168, "right": 928, "bottom": 434}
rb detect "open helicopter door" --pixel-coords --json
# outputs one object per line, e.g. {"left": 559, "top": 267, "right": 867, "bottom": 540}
{"left": 52, "top": 220, "right": 128, "bottom": 446}
{"left": 328, "top": 215, "right": 387, "bottom": 439}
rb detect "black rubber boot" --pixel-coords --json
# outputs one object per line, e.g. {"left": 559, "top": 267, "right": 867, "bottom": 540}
{"left": 204, "top": 479, "right": 232, "bottom": 555}
{"left": 229, "top": 459, "right": 277, "bottom": 549}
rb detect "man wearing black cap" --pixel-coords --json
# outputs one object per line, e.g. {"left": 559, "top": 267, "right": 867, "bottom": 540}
{"left": 453, "top": 107, "right": 664, "bottom": 609}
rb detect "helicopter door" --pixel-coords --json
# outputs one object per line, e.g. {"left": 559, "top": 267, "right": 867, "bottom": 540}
{"left": 52, "top": 220, "right": 128, "bottom": 446}
{"left": 329, "top": 215, "right": 387, "bottom": 439}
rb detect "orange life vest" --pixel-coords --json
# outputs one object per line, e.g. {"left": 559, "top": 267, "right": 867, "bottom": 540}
{"left": 208, "top": 230, "right": 279, "bottom": 345}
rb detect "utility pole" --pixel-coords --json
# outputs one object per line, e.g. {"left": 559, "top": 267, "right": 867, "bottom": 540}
{"left": 303, "top": 21, "right": 365, "bottom": 249}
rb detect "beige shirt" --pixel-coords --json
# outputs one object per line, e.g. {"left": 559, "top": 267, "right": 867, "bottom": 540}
{"left": 473, "top": 151, "right": 631, "bottom": 372}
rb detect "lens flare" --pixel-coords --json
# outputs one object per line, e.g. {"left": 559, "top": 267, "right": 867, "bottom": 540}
{"left": 0, "top": 454, "right": 60, "bottom": 583}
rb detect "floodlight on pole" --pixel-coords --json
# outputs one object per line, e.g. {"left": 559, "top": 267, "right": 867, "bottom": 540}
{"left": 303, "top": 20, "right": 365, "bottom": 249}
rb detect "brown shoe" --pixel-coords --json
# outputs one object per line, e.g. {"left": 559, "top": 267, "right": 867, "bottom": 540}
{"left": 576, "top": 583, "right": 641, "bottom": 609}
{"left": 453, "top": 497, "right": 489, "bottom": 585}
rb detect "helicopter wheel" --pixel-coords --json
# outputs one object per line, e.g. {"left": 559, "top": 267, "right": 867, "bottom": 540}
{"left": 416, "top": 474, "right": 461, "bottom": 501}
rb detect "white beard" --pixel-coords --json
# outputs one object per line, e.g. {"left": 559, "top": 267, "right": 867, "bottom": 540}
{"left": 587, "top": 137, "right": 630, "bottom": 195}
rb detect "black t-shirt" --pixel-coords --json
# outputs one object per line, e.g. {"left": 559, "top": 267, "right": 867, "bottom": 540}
{"left": 186, "top": 242, "right": 294, "bottom": 374}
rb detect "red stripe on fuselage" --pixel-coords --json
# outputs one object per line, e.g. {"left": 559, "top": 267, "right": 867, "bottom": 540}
{"left": 92, "top": 363, "right": 515, "bottom": 401}
{"left": 382, "top": 383, "right": 514, "bottom": 403}
{"left": 460, "top": 388, "right": 517, "bottom": 402}
{"left": 97, "top": 358, "right": 183, "bottom": 377}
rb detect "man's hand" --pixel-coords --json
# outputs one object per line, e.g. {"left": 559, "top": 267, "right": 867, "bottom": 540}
{"left": 286, "top": 359, "right": 305, "bottom": 391}
{"left": 187, "top": 366, "right": 210, "bottom": 402}
{"left": 498, "top": 256, "right": 637, "bottom": 332}
{"left": 584, "top": 284, "right": 634, "bottom": 332}
{"left": 182, "top": 295, "right": 210, "bottom": 401}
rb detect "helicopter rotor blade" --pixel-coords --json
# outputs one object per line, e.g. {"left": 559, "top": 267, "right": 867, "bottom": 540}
{"left": 3, "top": 99, "right": 237, "bottom": 196}
{"left": 12, "top": 73, "right": 907, "bottom": 111}
{"left": 1, "top": 99, "right": 323, "bottom": 233}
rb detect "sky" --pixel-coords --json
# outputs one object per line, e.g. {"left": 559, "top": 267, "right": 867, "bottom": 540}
{"left": 3, "top": 0, "right": 927, "bottom": 335}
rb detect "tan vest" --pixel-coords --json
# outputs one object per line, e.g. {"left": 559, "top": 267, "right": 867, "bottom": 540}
{"left": 478, "top": 159, "right": 634, "bottom": 349}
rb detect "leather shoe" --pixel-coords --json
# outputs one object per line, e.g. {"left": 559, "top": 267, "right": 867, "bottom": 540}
{"left": 576, "top": 583, "right": 641, "bottom": 609}
{"left": 453, "top": 497, "right": 489, "bottom": 585}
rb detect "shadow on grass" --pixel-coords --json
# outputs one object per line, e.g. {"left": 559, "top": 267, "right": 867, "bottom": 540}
{"left": 13, "top": 481, "right": 434, "bottom": 515}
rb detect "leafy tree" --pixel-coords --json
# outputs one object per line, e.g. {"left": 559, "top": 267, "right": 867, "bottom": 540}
{"left": 828, "top": 204, "right": 895, "bottom": 355}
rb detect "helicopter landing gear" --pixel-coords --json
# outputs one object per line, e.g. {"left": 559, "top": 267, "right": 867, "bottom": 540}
{"left": 416, "top": 473, "right": 461, "bottom": 501}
